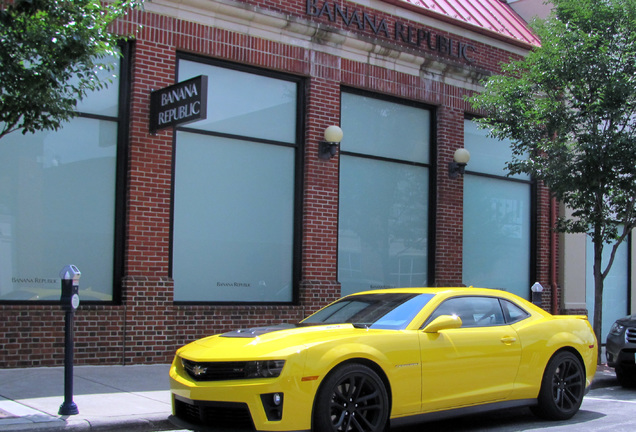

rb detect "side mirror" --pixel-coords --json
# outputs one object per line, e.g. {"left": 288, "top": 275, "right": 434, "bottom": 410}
{"left": 422, "top": 315, "right": 462, "bottom": 333}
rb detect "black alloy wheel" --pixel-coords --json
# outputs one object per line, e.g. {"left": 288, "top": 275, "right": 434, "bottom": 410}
{"left": 314, "top": 363, "right": 389, "bottom": 432}
{"left": 531, "top": 351, "right": 585, "bottom": 420}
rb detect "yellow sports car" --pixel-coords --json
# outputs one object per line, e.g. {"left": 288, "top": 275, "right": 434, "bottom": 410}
{"left": 169, "top": 287, "right": 597, "bottom": 432}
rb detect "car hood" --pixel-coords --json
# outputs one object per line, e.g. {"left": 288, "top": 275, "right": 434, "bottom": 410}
{"left": 177, "top": 323, "right": 364, "bottom": 361}
{"left": 220, "top": 323, "right": 311, "bottom": 338}
{"left": 616, "top": 314, "right": 636, "bottom": 326}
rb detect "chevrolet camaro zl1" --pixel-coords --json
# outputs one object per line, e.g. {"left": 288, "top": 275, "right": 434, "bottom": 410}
{"left": 169, "top": 287, "right": 597, "bottom": 432}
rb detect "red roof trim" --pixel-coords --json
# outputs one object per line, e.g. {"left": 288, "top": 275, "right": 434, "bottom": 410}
{"left": 381, "top": 0, "right": 541, "bottom": 48}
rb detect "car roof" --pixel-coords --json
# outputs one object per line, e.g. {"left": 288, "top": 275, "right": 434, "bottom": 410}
{"left": 347, "top": 287, "right": 512, "bottom": 297}
{"left": 345, "top": 287, "right": 545, "bottom": 314}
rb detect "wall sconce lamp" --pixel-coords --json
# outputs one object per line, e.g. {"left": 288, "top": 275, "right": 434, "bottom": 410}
{"left": 448, "top": 148, "right": 471, "bottom": 179}
{"left": 318, "top": 125, "right": 343, "bottom": 160}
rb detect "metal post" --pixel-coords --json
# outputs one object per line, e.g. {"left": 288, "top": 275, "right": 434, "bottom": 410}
{"left": 59, "top": 305, "right": 78, "bottom": 415}
{"left": 59, "top": 265, "right": 81, "bottom": 416}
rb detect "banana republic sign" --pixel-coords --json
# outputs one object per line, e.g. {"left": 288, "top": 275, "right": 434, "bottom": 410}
{"left": 150, "top": 75, "right": 208, "bottom": 133}
{"left": 306, "top": 0, "right": 477, "bottom": 62}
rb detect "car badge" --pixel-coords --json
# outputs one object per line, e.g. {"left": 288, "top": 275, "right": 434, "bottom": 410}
{"left": 192, "top": 365, "right": 208, "bottom": 377}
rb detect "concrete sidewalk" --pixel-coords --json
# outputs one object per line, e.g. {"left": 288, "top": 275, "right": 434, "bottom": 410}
{"left": 0, "top": 364, "right": 173, "bottom": 431}
{"left": 0, "top": 363, "right": 620, "bottom": 432}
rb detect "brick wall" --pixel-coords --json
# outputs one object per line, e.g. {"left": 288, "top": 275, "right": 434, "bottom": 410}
{"left": 0, "top": 0, "right": 555, "bottom": 367}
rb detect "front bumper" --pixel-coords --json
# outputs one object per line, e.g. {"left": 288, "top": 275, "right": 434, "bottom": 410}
{"left": 606, "top": 330, "right": 636, "bottom": 369}
{"left": 606, "top": 346, "right": 636, "bottom": 369}
{"left": 169, "top": 357, "right": 315, "bottom": 432}
{"left": 169, "top": 398, "right": 255, "bottom": 432}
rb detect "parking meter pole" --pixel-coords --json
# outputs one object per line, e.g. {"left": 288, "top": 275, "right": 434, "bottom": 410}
{"left": 59, "top": 299, "right": 78, "bottom": 415}
{"left": 59, "top": 265, "right": 81, "bottom": 416}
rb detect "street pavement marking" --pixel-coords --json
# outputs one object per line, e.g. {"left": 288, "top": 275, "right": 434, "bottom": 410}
{"left": 585, "top": 396, "right": 636, "bottom": 405}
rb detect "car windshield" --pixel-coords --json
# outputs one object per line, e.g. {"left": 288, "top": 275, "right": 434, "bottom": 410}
{"left": 302, "top": 293, "right": 434, "bottom": 330}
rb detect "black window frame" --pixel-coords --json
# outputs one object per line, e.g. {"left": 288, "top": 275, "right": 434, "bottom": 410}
{"left": 0, "top": 42, "right": 132, "bottom": 306}
{"left": 169, "top": 53, "right": 306, "bottom": 305}
{"left": 462, "top": 114, "right": 537, "bottom": 299}
{"left": 337, "top": 87, "right": 437, "bottom": 290}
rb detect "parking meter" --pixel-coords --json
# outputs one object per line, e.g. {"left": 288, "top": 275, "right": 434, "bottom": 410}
{"left": 60, "top": 265, "right": 81, "bottom": 310}
{"left": 59, "top": 265, "right": 80, "bottom": 416}
{"left": 531, "top": 282, "right": 544, "bottom": 306}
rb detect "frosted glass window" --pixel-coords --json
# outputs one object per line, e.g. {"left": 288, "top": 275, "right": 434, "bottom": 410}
{"left": 341, "top": 93, "right": 430, "bottom": 163}
{"left": 0, "top": 118, "right": 117, "bottom": 301}
{"left": 178, "top": 60, "right": 297, "bottom": 143}
{"left": 464, "top": 119, "right": 529, "bottom": 180}
{"left": 173, "top": 133, "right": 295, "bottom": 302}
{"left": 172, "top": 59, "right": 300, "bottom": 303}
{"left": 339, "top": 157, "right": 428, "bottom": 295}
{"left": 586, "top": 236, "right": 628, "bottom": 341}
{"left": 73, "top": 54, "right": 120, "bottom": 117}
{"left": 339, "top": 92, "right": 431, "bottom": 296}
{"left": 463, "top": 176, "right": 531, "bottom": 297}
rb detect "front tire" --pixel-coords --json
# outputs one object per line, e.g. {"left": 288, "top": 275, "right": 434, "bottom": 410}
{"left": 531, "top": 351, "right": 585, "bottom": 420}
{"left": 313, "top": 363, "right": 389, "bottom": 432}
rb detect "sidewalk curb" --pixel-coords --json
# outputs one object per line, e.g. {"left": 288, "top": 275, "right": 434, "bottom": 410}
{"left": 0, "top": 415, "right": 173, "bottom": 432}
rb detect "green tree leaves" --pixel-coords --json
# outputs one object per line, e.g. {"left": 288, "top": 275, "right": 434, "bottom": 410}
{"left": 471, "top": 0, "right": 636, "bottom": 245}
{"left": 469, "top": 0, "right": 636, "bottom": 347}
{"left": 0, "top": 0, "right": 143, "bottom": 139}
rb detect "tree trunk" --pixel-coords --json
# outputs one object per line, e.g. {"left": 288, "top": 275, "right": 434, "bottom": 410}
{"left": 592, "top": 239, "right": 604, "bottom": 365}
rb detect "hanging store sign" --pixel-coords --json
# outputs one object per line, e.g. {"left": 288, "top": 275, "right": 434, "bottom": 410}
{"left": 149, "top": 75, "right": 208, "bottom": 133}
{"left": 306, "top": 0, "right": 477, "bottom": 62}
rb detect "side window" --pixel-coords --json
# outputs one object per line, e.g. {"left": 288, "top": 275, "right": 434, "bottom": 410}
{"left": 424, "top": 296, "right": 505, "bottom": 328}
{"left": 501, "top": 299, "right": 530, "bottom": 324}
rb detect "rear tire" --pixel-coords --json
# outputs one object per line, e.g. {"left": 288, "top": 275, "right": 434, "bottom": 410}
{"left": 531, "top": 351, "right": 585, "bottom": 420}
{"left": 313, "top": 363, "right": 389, "bottom": 432}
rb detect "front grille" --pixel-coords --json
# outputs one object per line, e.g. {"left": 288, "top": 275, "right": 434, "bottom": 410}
{"left": 174, "top": 396, "right": 255, "bottom": 431}
{"left": 626, "top": 327, "right": 636, "bottom": 343}
{"left": 182, "top": 359, "right": 254, "bottom": 381}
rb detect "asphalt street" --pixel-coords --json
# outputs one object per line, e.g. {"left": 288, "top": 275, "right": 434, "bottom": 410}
{"left": 1, "top": 364, "right": 634, "bottom": 432}
{"left": 157, "top": 387, "right": 636, "bottom": 432}
{"left": 391, "top": 382, "right": 636, "bottom": 432}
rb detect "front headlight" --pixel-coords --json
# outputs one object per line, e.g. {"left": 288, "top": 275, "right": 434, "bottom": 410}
{"left": 245, "top": 360, "right": 286, "bottom": 378}
{"left": 609, "top": 322, "right": 625, "bottom": 336}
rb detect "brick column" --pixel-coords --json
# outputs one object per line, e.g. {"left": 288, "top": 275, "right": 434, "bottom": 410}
{"left": 434, "top": 106, "right": 465, "bottom": 286}
{"left": 122, "top": 39, "right": 176, "bottom": 363}
{"left": 300, "top": 52, "right": 343, "bottom": 313}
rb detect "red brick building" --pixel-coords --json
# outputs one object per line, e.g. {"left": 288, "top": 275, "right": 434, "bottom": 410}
{"left": 0, "top": 0, "right": 554, "bottom": 367}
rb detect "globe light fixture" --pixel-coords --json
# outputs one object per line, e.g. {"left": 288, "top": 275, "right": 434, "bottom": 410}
{"left": 318, "top": 125, "right": 343, "bottom": 160}
{"left": 448, "top": 148, "right": 471, "bottom": 179}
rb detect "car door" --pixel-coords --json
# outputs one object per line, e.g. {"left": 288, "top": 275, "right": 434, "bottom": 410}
{"left": 418, "top": 296, "right": 522, "bottom": 412}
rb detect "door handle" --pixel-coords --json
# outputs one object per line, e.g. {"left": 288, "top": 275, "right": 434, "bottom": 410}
{"left": 501, "top": 336, "right": 517, "bottom": 344}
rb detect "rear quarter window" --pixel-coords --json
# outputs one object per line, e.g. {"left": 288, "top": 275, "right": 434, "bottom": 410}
{"left": 501, "top": 299, "right": 530, "bottom": 324}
